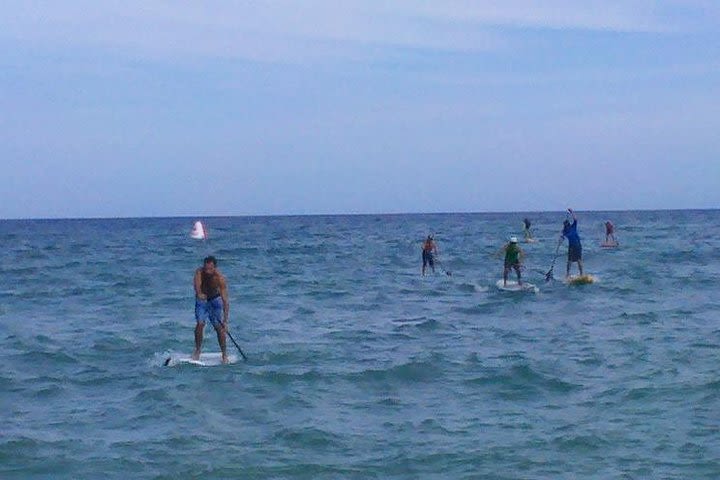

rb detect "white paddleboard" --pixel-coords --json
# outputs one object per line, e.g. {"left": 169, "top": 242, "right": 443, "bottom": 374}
{"left": 523, "top": 238, "right": 538, "bottom": 244}
{"left": 600, "top": 241, "right": 619, "bottom": 248}
{"left": 164, "top": 352, "right": 237, "bottom": 367}
{"left": 496, "top": 280, "right": 539, "bottom": 293}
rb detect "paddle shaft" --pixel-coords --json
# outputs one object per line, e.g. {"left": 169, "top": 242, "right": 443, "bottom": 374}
{"left": 435, "top": 257, "right": 451, "bottom": 276}
{"left": 545, "top": 240, "right": 563, "bottom": 280}
{"left": 226, "top": 329, "right": 248, "bottom": 362}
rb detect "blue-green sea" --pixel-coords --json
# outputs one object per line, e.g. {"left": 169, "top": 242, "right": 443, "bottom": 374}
{"left": 1, "top": 210, "right": 719, "bottom": 479}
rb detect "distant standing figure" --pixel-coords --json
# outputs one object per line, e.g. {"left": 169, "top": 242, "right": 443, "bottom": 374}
{"left": 523, "top": 218, "right": 533, "bottom": 241}
{"left": 561, "top": 208, "right": 584, "bottom": 277}
{"left": 421, "top": 235, "right": 438, "bottom": 276}
{"left": 502, "top": 236, "right": 524, "bottom": 286}
{"left": 605, "top": 220, "right": 617, "bottom": 244}
{"left": 193, "top": 256, "right": 230, "bottom": 364}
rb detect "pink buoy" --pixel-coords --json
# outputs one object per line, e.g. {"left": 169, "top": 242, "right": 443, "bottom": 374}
{"left": 190, "top": 221, "right": 206, "bottom": 240}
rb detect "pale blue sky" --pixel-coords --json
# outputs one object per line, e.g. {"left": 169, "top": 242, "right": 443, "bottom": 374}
{"left": 1, "top": 1, "right": 718, "bottom": 218}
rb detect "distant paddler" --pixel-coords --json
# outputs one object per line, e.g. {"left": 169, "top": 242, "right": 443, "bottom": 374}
{"left": 193, "top": 256, "right": 230, "bottom": 364}
{"left": 561, "top": 208, "right": 584, "bottom": 277}
{"left": 421, "top": 235, "right": 438, "bottom": 276}
{"left": 605, "top": 220, "right": 618, "bottom": 245}
{"left": 501, "top": 236, "right": 524, "bottom": 287}
{"left": 522, "top": 218, "right": 534, "bottom": 242}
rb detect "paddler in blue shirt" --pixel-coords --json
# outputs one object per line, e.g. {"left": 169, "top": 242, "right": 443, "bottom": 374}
{"left": 561, "top": 208, "right": 584, "bottom": 277}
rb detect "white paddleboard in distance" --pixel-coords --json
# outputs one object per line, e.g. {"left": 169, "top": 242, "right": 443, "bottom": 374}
{"left": 496, "top": 280, "right": 539, "bottom": 293}
{"left": 600, "top": 241, "right": 619, "bottom": 248}
{"left": 164, "top": 352, "right": 237, "bottom": 367}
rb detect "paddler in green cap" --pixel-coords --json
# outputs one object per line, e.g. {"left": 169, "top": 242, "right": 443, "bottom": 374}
{"left": 502, "top": 236, "right": 524, "bottom": 287}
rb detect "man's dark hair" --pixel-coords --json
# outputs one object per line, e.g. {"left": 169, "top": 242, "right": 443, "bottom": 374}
{"left": 203, "top": 256, "right": 217, "bottom": 266}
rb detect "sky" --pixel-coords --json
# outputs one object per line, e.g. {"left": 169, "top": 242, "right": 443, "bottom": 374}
{"left": 1, "top": 1, "right": 719, "bottom": 218}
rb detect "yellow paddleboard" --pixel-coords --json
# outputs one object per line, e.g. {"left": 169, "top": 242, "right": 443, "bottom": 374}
{"left": 565, "top": 274, "right": 596, "bottom": 285}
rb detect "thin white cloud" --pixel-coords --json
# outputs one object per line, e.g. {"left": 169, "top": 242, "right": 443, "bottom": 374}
{"left": 418, "top": 61, "right": 720, "bottom": 91}
{"left": 1, "top": 1, "right": 717, "bottom": 64}
{"left": 0, "top": 1, "right": 501, "bottom": 64}
{"left": 410, "top": 0, "right": 720, "bottom": 32}
{"left": 399, "top": 0, "right": 665, "bottom": 32}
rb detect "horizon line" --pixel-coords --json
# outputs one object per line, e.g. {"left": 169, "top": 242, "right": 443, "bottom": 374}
{"left": 2, "top": 207, "right": 718, "bottom": 222}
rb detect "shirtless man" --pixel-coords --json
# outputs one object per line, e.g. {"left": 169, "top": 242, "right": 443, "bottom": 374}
{"left": 605, "top": 220, "right": 617, "bottom": 245}
{"left": 193, "top": 256, "right": 229, "bottom": 363}
{"left": 421, "top": 235, "right": 438, "bottom": 276}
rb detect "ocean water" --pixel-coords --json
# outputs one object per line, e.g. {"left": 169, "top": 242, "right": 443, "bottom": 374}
{"left": 1, "top": 210, "right": 719, "bottom": 479}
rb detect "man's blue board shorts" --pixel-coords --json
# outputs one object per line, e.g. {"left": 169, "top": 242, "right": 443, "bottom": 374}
{"left": 568, "top": 244, "right": 582, "bottom": 262}
{"left": 195, "top": 296, "right": 224, "bottom": 327}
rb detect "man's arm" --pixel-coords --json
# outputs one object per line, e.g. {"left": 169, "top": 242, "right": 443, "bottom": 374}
{"left": 568, "top": 208, "right": 577, "bottom": 222}
{"left": 220, "top": 275, "right": 230, "bottom": 324}
{"left": 194, "top": 269, "right": 206, "bottom": 300}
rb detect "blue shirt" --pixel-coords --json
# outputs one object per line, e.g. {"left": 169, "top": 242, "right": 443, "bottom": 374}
{"left": 563, "top": 220, "right": 581, "bottom": 247}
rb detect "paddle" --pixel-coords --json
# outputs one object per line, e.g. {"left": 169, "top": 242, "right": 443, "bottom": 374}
{"left": 435, "top": 257, "right": 452, "bottom": 276}
{"left": 544, "top": 239, "right": 563, "bottom": 282}
{"left": 226, "top": 328, "right": 248, "bottom": 362}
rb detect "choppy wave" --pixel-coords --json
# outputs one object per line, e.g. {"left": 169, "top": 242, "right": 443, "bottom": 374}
{"left": 1, "top": 211, "right": 719, "bottom": 478}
